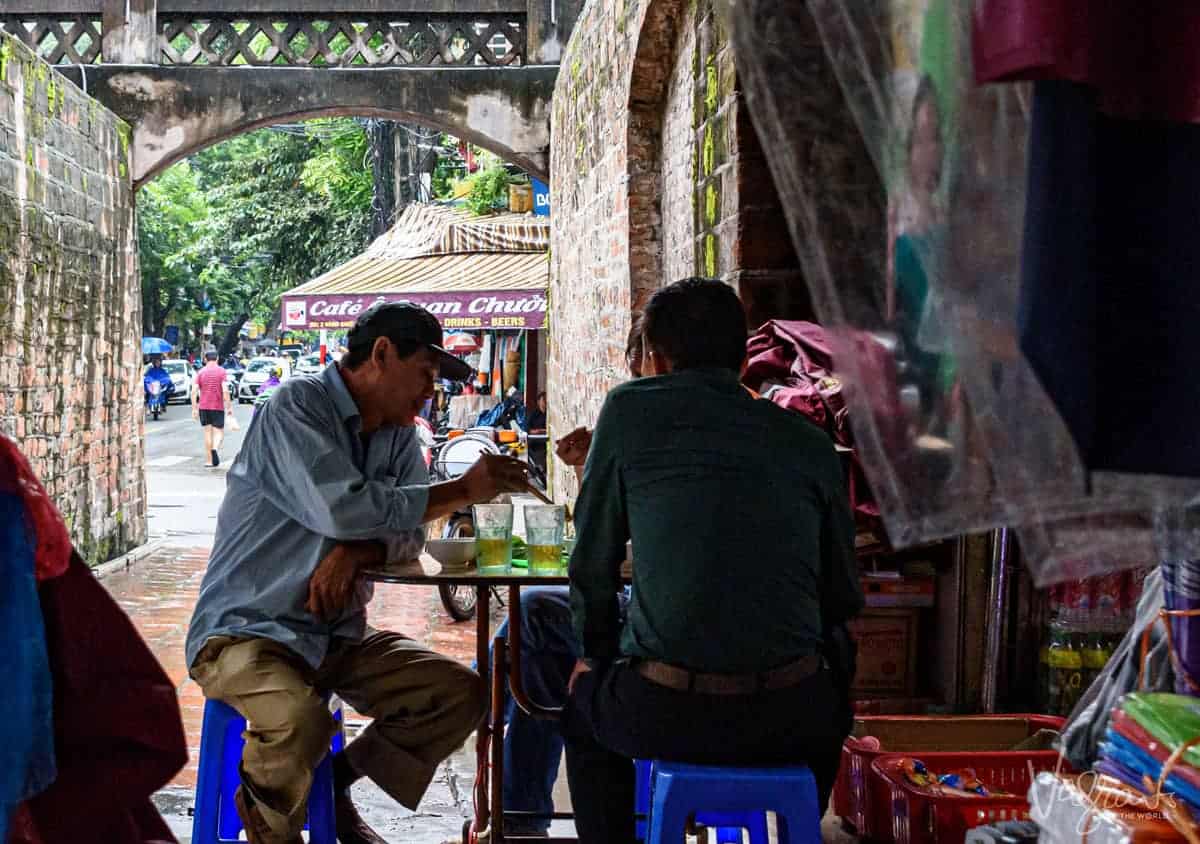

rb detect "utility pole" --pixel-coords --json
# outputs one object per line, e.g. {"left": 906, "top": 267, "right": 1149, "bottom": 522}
{"left": 368, "top": 120, "right": 396, "bottom": 239}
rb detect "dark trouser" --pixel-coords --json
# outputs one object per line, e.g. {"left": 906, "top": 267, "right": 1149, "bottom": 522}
{"left": 562, "top": 659, "right": 846, "bottom": 844}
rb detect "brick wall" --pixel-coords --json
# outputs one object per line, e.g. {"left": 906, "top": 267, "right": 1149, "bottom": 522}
{"left": 659, "top": 16, "right": 696, "bottom": 282}
{"left": 548, "top": 0, "right": 867, "bottom": 499}
{"left": 0, "top": 32, "right": 145, "bottom": 564}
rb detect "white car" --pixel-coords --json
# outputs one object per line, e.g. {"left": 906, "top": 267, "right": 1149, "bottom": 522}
{"left": 296, "top": 353, "right": 325, "bottom": 376}
{"left": 238, "top": 356, "right": 291, "bottom": 404}
{"left": 161, "top": 359, "right": 193, "bottom": 404}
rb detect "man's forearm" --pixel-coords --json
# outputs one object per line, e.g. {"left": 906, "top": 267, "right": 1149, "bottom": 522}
{"left": 421, "top": 478, "right": 479, "bottom": 523}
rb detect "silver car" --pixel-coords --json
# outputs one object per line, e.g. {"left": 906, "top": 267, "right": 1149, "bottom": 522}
{"left": 162, "top": 359, "right": 192, "bottom": 404}
{"left": 238, "top": 357, "right": 290, "bottom": 403}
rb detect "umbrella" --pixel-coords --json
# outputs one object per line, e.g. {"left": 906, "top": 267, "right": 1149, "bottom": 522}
{"left": 443, "top": 332, "right": 480, "bottom": 353}
{"left": 141, "top": 337, "right": 173, "bottom": 355}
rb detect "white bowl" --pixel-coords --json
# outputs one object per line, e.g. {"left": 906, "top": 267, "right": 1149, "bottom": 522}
{"left": 425, "top": 537, "right": 477, "bottom": 570}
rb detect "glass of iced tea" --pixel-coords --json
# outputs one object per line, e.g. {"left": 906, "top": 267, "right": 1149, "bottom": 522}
{"left": 524, "top": 505, "right": 566, "bottom": 576}
{"left": 473, "top": 503, "right": 514, "bottom": 574}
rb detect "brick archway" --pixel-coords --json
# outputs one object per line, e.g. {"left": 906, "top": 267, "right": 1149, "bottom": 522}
{"left": 58, "top": 64, "right": 557, "bottom": 188}
{"left": 625, "top": 0, "right": 689, "bottom": 312}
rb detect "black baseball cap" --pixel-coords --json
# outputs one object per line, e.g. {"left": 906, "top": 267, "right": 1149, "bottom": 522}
{"left": 347, "top": 301, "right": 473, "bottom": 381}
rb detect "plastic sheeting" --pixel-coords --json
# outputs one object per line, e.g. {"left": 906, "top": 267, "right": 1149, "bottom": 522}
{"left": 721, "top": 0, "right": 1200, "bottom": 582}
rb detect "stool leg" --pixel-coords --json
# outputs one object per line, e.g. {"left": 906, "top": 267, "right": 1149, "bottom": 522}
{"left": 217, "top": 720, "right": 247, "bottom": 840}
{"left": 635, "top": 760, "right": 652, "bottom": 842}
{"left": 776, "top": 806, "right": 822, "bottom": 844}
{"left": 647, "top": 774, "right": 692, "bottom": 844}
{"left": 307, "top": 752, "right": 338, "bottom": 844}
{"left": 191, "top": 736, "right": 221, "bottom": 844}
{"left": 746, "top": 812, "right": 769, "bottom": 844}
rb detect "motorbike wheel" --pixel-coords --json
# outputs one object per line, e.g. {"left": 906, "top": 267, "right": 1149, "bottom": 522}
{"left": 151, "top": 407, "right": 160, "bottom": 420}
{"left": 438, "top": 516, "right": 478, "bottom": 621}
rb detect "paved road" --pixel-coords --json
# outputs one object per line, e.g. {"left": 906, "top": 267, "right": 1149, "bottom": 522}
{"left": 144, "top": 398, "right": 251, "bottom": 545}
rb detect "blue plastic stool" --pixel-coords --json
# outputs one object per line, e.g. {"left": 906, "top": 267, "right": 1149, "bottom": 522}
{"left": 635, "top": 761, "right": 769, "bottom": 844}
{"left": 645, "top": 762, "right": 821, "bottom": 844}
{"left": 191, "top": 696, "right": 345, "bottom": 844}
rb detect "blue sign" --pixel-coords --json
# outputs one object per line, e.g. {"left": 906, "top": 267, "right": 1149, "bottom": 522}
{"left": 532, "top": 178, "right": 550, "bottom": 217}
{"left": 164, "top": 325, "right": 179, "bottom": 346}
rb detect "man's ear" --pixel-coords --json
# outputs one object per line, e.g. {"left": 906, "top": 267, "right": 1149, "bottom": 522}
{"left": 371, "top": 337, "right": 391, "bottom": 368}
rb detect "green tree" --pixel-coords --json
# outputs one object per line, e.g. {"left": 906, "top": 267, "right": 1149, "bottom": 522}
{"left": 137, "top": 160, "right": 208, "bottom": 338}
{"left": 186, "top": 121, "right": 374, "bottom": 357}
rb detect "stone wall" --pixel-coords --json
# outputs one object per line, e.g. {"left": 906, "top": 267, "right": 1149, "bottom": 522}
{"left": 0, "top": 32, "right": 145, "bottom": 564}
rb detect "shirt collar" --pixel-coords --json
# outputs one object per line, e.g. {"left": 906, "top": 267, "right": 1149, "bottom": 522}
{"left": 674, "top": 367, "right": 743, "bottom": 392}
{"left": 322, "top": 364, "right": 362, "bottom": 424}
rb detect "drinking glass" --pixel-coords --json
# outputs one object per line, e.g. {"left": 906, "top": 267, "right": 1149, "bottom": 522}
{"left": 524, "top": 505, "right": 566, "bottom": 575}
{"left": 473, "top": 503, "right": 514, "bottom": 575}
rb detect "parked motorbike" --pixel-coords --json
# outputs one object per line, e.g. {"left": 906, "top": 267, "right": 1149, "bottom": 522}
{"left": 431, "top": 429, "right": 550, "bottom": 621}
{"left": 144, "top": 372, "right": 173, "bottom": 420}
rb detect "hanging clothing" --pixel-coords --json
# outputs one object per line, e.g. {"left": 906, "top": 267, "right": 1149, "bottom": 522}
{"left": 741, "top": 320, "right": 897, "bottom": 528}
{"left": 0, "top": 440, "right": 59, "bottom": 843}
{"left": 0, "top": 435, "right": 186, "bottom": 843}
{"left": 1018, "top": 80, "right": 1200, "bottom": 477}
{"left": 972, "top": 1, "right": 1200, "bottom": 124}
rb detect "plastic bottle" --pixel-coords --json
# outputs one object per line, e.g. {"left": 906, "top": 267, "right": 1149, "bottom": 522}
{"left": 1045, "top": 617, "right": 1084, "bottom": 716}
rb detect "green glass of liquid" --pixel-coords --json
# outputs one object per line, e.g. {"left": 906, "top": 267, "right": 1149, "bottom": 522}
{"left": 473, "top": 503, "right": 514, "bottom": 575}
{"left": 524, "top": 504, "right": 566, "bottom": 576}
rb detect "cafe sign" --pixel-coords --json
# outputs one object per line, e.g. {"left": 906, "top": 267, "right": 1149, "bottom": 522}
{"left": 281, "top": 290, "right": 548, "bottom": 330}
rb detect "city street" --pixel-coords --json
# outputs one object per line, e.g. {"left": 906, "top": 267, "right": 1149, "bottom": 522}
{"left": 143, "top": 398, "right": 250, "bottom": 543}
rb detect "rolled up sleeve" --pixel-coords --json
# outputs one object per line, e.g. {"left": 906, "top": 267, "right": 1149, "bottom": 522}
{"left": 568, "top": 395, "right": 628, "bottom": 661}
{"left": 256, "top": 385, "right": 430, "bottom": 540}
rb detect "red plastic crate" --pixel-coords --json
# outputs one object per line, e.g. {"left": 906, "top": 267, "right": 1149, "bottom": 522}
{"left": 871, "top": 751, "right": 1071, "bottom": 844}
{"left": 832, "top": 714, "right": 1064, "bottom": 840}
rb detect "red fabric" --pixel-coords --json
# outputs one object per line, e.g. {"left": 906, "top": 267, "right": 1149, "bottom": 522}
{"left": 194, "top": 364, "right": 228, "bottom": 411}
{"left": 741, "top": 321, "right": 894, "bottom": 528}
{"left": 972, "top": 1, "right": 1200, "bottom": 123}
{"left": 0, "top": 436, "right": 69, "bottom": 583}
{"left": 10, "top": 554, "right": 187, "bottom": 844}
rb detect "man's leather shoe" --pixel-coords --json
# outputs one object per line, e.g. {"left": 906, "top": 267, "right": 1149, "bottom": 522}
{"left": 335, "top": 789, "right": 389, "bottom": 844}
{"left": 234, "top": 786, "right": 302, "bottom": 844}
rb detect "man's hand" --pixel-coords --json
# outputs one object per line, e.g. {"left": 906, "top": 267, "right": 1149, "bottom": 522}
{"left": 306, "top": 541, "right": 384, "bottom": 621}
{"left": 567, "top": 658, "right": 593, "bottom": 694}
{"left": 192, "top": 405, "right": 200, "bottom": 420}
{"left": 461, "top": 453, "right": 529, "bottom": 503}
{"left": 555, "top": 427, "right": 593, "bottom": 468}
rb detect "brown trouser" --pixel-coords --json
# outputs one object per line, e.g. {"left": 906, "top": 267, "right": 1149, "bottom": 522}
{"left": 190, "top": 630, "right": 487, "bottom": 842}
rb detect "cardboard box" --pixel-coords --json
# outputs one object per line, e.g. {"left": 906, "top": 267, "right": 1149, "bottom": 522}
{"left": 508, "top": 183, "right": 533, "bottom": 213}
{"left": 861, "top": 575, "right": 936, "bottom": 608}
{"left": 848, "top": 608, "right": 919, "bottom": 697}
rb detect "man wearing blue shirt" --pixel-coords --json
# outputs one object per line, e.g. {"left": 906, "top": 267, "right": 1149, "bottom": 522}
{"left": 186, "top": 302, "right": 530, "bottom": 844}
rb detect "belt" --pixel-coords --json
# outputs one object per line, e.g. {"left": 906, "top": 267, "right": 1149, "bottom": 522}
{"left": 635, "top": 653, "right": 823, "bottom": 695}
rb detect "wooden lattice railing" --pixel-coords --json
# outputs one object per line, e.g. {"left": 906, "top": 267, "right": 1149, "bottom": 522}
{"left": 0, "top": 11, "right": 526, "bottom": 66}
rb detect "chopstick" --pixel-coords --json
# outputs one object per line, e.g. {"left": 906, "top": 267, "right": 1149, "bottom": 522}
{"left": 523, "top": 485, "right": 554, "bottom": 504}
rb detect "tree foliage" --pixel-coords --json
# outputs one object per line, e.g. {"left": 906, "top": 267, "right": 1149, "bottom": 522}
{"left": 136, "top": 119, "right": 375, "bottom": 354}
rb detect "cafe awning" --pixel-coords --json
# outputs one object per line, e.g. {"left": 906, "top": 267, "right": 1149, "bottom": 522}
{"left": 281, "top": 204, "right": 549, "bottom": 331}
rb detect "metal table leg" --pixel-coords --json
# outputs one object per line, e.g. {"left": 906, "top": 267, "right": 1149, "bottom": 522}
{"left": 472, "top": 585, "right": 492, "bottom": 841}
{"left": 492, "top": 632, "right": 507, "bottom": 844}
{"left": 507, "top": 584, "right": 565, "bottom": 720}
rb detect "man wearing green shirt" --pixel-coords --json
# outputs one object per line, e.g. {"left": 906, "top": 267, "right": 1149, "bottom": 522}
{"left": 564, "top": 278, "right": 863, "bottom": 843}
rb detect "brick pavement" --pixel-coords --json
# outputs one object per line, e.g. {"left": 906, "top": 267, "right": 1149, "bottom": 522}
{"left": 101, "top": 544, "right": 503, "bottom": 789}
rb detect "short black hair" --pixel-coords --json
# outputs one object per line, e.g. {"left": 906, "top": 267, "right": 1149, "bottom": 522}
{"left": 205, "top": 351, "right": 218, "bottom": 361}
{"left": 642, "top": 278, "right": 747, "bottom": 372}
{"left": 342, "top": 302, "right": 438, "bottom": 369}
{"left": 625, "top": 312, "right": 644, "bottom": 376}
